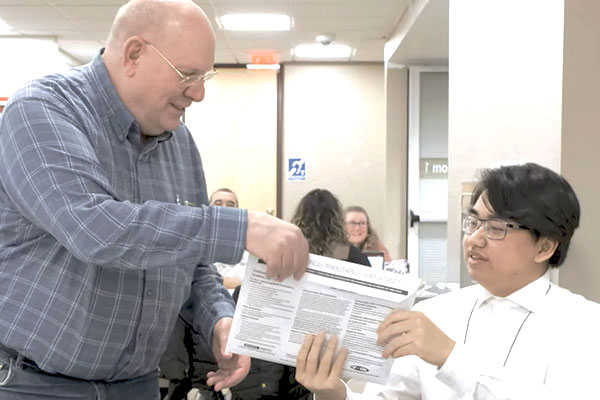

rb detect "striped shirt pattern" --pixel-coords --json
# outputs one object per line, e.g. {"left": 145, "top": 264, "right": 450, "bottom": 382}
{"left": 0, "top": 51, "right": 246, "bottom": 381}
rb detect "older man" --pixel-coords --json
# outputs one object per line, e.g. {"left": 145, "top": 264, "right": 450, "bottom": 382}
{"left": 0, "top": 0, "right": 308, "bottom": 399}
{"left": 296, "top": 163, "right": 600, "bottom": 400}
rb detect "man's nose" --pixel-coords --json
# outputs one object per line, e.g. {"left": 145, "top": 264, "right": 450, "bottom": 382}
{"left": 184, "top": 82, "right": 205, "bottom": 102}
{"left": 466, "top": 224, "right": 487, "bottom": 246}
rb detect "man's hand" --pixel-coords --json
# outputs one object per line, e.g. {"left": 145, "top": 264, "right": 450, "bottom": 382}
{"left": 222, "top": 276, "right": 242, "bottom": 290}
{"left": 295, "top": 333, "right": 347, "bottom": 400}
{"left": 377, "top": 310, "right": 455, "bottom": 368}
{"left": 245, "top": 211, "right": 309, "bottom": 281}
{"left": 206, "top": 317, "right": 251, "bottom": 391}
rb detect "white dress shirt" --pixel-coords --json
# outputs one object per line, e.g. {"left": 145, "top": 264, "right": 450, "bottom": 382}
{"left": 347, "top": 270, "right": 600, "bottom": 399}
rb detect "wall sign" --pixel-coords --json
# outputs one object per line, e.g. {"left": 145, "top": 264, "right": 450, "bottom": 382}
{"left": 420, "top": 158, "right": 448, "bottom": 179}
{"left": 287, "top": 157, "right": 306, "bottom": 181}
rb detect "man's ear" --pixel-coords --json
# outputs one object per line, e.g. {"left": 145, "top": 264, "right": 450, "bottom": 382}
{"left": 534, "top": 237, "right": 559, "bottom": 264}
{"left": 122, "top": 37, "right": 144, "bottom": 77}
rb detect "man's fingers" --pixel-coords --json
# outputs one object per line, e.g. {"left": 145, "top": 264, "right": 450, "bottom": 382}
{"left": 206, "top": 356, "right": 251, "bottom": 391}
{"left": 265, "top": 255, "right": 282, "bottom": 279}
{"left": 245, "top": 212, "right": 309, "bottom": 282}
{"left": 212, "top": 369, "right": 245, "bottom": 391}
{"left": 293, "top": 240, "right": 309, "bottom": 280}
{"left": 279, "top": 250, "right": 294, "bottom": 282}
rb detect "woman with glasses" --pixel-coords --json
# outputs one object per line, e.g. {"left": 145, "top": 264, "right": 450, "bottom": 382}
{"left": 293, "top": 190, "right": 370, "bottom": 267}
{"left": 295, "top": 163, "right": 600, "bottom": 400}
{"left": 343, "top": 205, "right": 391, "bottom": 262}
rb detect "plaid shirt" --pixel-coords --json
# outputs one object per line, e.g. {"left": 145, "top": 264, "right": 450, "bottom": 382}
{"left": 0, "top": 51, "right": 246, "bottom": 381}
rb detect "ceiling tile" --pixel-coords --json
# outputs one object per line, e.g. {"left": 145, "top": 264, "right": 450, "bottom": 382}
{"left": 54, "top": 6, "right": 119, "bottom": 20}
{"left": 0, "top": 0, "right": 423, "bottom": 65}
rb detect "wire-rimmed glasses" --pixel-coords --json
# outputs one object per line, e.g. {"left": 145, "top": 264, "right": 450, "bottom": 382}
{"left": 345, "top": 221, "right": 366, "bottom": 228}
{"left": 144, "top": 40, "right": 217, "bottom": 87}
{"left": 462, "top": 214, "right": 528, "bottom": 240}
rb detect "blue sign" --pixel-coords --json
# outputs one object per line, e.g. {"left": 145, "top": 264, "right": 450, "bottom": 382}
{"left": 287, "top": 158, "right": 306, "bottom": 181}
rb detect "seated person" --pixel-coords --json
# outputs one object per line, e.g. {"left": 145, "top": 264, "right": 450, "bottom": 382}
{"left": 210, "top": 187, "right": 239, "bottom": 208}
{"left": 292, "top": 189, "right": 370, "bottom": 266}
{"left": 344, "top": 206, "right": 391, "bottom": 262}
{"left": 209, "top": 188, "right": 247, "bottom": 291}
{"left": 296, "top": 163, "right": 600, "bottom": 399}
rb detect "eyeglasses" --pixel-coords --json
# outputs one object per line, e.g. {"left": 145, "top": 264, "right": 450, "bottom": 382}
{"left": 462, "top": 214, "right": 528, "bottom": 240}
{"left": 346, "top": 221, "right": 366, "bottom": 228}
{"left": 144, "top": 41, "right": 217, "bottom": 87}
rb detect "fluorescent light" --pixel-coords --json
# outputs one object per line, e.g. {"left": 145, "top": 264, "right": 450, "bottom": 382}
{"left": 293, "top": 44, "right": 353, "bottom": 59}
{"left": 0, "top": 18, "right": 14, "bottom": 34}
{"left": 246, "top": 64, "right": 281, "bottom": 70}
{"left": 219, "top": 14, "right": 291, "bottom": 31}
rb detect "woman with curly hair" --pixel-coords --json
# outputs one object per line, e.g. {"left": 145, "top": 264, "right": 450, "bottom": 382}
{"left": 344, "top": 205, "right": 391, "bottom": 262}
{"left": 292, "top": 189, "right": 370, "bottom": 266}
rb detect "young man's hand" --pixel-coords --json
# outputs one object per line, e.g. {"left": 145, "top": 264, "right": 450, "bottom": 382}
{"left": 295, "top": 332, "right": 347, "bottom": 400}
{"left": 377, "top": 310, "right": 455, "bottom": 368}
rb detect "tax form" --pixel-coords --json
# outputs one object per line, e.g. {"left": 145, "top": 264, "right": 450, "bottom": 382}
{"left": 226, "top": 254, "right": 421, "bottom": 384}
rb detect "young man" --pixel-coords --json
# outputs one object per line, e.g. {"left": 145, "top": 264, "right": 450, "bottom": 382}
{"left": 296, "top": 163, "right": 600, "bottom": 399}
{"left": 0, "top": 1, "right": 308, "bottom": 398}
{"left": 209, "top": 188, "right": 239, "bottom": 209}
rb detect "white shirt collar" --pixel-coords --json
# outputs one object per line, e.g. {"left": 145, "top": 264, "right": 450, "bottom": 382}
{"left": 475, "top": 269, "right": 552, "bottom": 313}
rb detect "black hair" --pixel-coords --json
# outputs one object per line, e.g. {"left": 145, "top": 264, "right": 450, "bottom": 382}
{"left": 471, "top": 163, "right": 580, "bottom": 267}
{"left": 291, "top": 189, "right": 347, "bottom": 255}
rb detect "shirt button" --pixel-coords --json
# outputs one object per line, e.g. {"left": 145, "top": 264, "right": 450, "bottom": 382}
{"left": 147, "top": 290, "right": 153, "bottom": 296}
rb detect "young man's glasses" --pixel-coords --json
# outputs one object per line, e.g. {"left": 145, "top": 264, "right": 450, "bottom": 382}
{"left": 462, "top": 214, "right": 528, "bottom": 240}
{"left": 144, "top": 41, "right": 217, "bottom": 87}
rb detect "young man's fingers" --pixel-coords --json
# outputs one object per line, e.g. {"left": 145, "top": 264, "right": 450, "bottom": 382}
{"left": 382, "top": 332, "right": 412, "bottom": 359}
{"left": 296, "top": 333, "right": 315, "bottom": 373}
{"left": 306, "top": 332, "right": 326, "bottom": 376}
{"left": 330, "top": 347, "right": 348, "bottom": 379}
{"left": 377, "top": 310, "right": 409, "bottom": 334}
{"left": 316, "top": 334, "right": 338, "bottom": 377}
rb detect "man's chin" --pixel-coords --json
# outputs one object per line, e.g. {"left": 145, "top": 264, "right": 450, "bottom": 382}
{"left": 158, "top": 120, "right": 182, "bottom": 133}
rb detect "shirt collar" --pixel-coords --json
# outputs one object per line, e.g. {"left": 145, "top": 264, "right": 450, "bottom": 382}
{"left": 88, "top": 49, "right": 136, "bottom": 141}
{"left": 88, "top": 49, "right": 173, "bottom": 144}
{"left": 475, "top": 269, "right": 552, "bottom": 313}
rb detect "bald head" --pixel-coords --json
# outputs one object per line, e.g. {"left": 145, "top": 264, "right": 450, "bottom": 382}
{"left": 106, "top": 0, "right": 214, "bottom": 51}
{"left": 101, "top": 0, "right": 216, "bottom": 137}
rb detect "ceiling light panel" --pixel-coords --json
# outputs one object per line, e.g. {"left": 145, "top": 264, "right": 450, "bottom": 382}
{"left": 293, "top": 44, "right": 353, "bottom": 60}
{"left": 219, "top": 14, "right": 291, "bottom": 31}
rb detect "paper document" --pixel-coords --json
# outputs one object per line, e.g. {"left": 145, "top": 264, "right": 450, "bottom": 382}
{"left": 226, "top": 254, "right": 421, "bottom": 384}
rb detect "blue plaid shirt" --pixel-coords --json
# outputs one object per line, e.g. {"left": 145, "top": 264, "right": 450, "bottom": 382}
{"left": 0, "top": 51, "right": 246, "bottom": 381}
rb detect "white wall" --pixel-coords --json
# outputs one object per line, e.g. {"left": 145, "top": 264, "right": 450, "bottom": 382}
{"left": 0, "top": 37, "right": 71, "bottom": 97}
{"left": 282, "top": 63, "right": 388, "bottom": 245}
{"left": 186, "top": 68, "right": 278, "bottom": 213}
{"left": 447, "top": 0, "right": 565, "bottom": 281}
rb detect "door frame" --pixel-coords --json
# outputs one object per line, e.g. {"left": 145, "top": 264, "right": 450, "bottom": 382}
{"left": 407, "top": 66, "right": 449, "bottom": 279}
